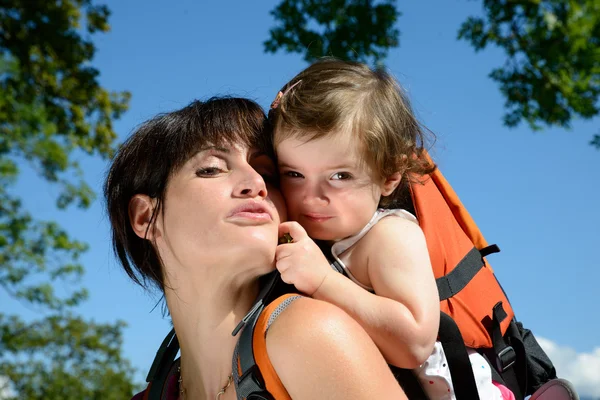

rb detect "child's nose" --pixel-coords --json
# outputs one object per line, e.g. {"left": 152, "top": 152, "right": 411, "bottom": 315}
{"left": 302, "top": 185, "right": 328, "bottom": 206}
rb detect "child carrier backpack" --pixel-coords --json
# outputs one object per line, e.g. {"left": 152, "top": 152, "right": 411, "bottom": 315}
{"left": 142, "top": 156, "right": 578, "bottom": 400}
{"left": 373, "top": 155, "right": 571, "bottom": 400}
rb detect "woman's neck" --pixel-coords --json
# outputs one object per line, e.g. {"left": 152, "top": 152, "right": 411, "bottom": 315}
{"left": 166, "top": 274, "right": 259, "bottom": 400}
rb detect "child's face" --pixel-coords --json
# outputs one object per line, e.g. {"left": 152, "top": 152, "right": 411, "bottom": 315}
{"left": 276, "top": 131, "right": 386, "bottom": 241}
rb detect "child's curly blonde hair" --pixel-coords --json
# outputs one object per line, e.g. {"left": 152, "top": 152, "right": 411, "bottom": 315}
{"left": 269, "top": 58, "right": 436, "bottom": 208}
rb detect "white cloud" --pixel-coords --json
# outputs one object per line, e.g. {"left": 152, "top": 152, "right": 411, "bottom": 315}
{"left": 537, "top": 336, "right": 600, "bottom": 398}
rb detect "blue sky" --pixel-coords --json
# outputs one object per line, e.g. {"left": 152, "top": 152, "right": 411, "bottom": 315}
{"left": 3, "top": 0, "right": 599, "bottom": 396}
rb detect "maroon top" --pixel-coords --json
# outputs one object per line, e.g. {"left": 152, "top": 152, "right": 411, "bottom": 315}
{"left": 131, "top": 359, "right": 180, "bottom": 400}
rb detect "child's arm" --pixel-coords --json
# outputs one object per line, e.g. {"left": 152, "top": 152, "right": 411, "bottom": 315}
{"left": 275, "top": 219, "right": 439, "bottom": 369}
{"left": 350, "top": 216, "right": 439, "bottom": 368}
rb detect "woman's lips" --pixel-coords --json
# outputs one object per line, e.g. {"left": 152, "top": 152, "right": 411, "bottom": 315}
{"left": 228, "top": 202, "right": 273, "bottom": 223}
{"left": 230, "top": 211, "right": 272, "bottom": 221}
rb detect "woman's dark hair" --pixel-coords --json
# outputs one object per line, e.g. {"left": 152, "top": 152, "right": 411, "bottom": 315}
{"left": 104, "top": 97, "right": 271, "bottom": 291}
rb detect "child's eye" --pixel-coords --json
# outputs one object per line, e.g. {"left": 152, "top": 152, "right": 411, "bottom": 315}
{"left": 283, "top": 171, "right": 304, "bottom": 178}
{"left": 196, "top": 166, "right": 224, "bottom": 177}
{"left": 331, "top": 172, "right": 352, "bottom": 180}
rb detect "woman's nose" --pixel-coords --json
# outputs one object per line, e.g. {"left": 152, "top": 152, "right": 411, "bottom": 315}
{"left": 234, "top": 169, "right": 268, "bottom": 199}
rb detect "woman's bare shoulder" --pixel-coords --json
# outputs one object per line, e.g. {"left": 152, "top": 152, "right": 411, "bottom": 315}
{"left": 267, "top": 295, "right": 351, "bottom": 336}
{"left": 265, "top": 296, "right": 406, "bottom": 399}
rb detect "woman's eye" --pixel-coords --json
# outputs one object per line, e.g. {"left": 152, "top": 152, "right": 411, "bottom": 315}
{"left": 331, "top": 172, "right": 352, "bottom": 180}
{"left": 196, "top": 166, "right": 223, "bottom": 177}
{"left": 283, "top": 171, "right": 303, "bottom": 178}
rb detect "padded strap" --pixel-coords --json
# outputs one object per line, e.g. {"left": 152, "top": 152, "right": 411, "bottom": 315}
{"left": 236, "top": 303, "right": 271, "bottom": 399}
{"left": 438, "top": 312, "right": 481, "bottom": 400}
{"left": 146, "top": 328, "right": 179, "bottom": 400}
{"left": 234, "top": 272, "right": 285, "bottom": 400}
{"left": 436, "top": 247, "right": 485, "bottom": 301}
{"left": 233, "top": 272, "right": 281, "bottom": 337}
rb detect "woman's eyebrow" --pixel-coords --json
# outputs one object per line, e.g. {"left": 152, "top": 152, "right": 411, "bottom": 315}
{"left": 185, "top": 146, "right": 230, "bottom": 166}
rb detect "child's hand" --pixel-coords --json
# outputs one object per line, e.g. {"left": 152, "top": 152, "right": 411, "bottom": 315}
{"left": 276, "top": 221, "right": 333, "bottom": 296}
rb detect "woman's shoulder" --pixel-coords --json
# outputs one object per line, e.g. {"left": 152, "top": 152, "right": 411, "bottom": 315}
{"left": 264, "top": 295, "right": 375, "bottom": 367}
{"left": 265, "top": 294, "right": 354, "bottom": 335}
{"left": 259, "top": 295, "right": 406, "bottom": 398}
{"left": 247, "top": 294, "right": 357, "bottom": 400}
{"left": 258, "top": 294, "right": 363, "bottom": 362}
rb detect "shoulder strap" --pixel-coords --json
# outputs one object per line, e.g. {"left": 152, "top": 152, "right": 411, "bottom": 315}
{"left": 438, "top": 312, "right": 481, "bottom": 400}
{"left": 233, "top": 272, "right": 286, "bottom": 400}
{"left": 234, "top": 300, "right": 271, "bottom": 399}
{"left": 146, "top": 328, "right": 179, "bottom": 400}
{"left": 235, "top": 275, "right": 299, "bottom": 400}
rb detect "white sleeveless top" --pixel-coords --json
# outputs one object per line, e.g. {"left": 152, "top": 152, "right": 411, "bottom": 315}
{"left": 330, "top": 208, "right": 417, "bottom": 291}
{"left": 329, "top": 208, "right": 506, "bottom": 400}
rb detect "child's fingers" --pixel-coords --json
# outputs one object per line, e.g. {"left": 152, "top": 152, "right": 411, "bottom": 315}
{"left": 275, "top": 257, "right": 290, "bottom": 273}
{"left": 275, "top": 243, "right": 294, "bottom": 261}
{"left": 278, "top": 221, "right": 308, "bottom": 242}
{"left": 279, "top": 268, "right": 294, "bottom": 285}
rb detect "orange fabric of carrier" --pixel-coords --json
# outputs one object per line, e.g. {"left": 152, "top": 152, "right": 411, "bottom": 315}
{"left": 410, "top": 153, "right": 514, "bottom": 349}
{"left": 235, "top": 294, "right": 295, "bottom": 400}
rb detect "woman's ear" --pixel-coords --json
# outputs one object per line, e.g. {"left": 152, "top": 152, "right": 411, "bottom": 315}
{"left": 381, "top": 172, "right": 402, "bottom": 196}
{"left": 129, "top": 195, "right": 158, "bottom": 240}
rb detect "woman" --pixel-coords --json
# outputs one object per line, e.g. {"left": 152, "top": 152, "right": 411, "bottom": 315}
{"left": 105, "top": 97, "right": 406, "bottom": 399}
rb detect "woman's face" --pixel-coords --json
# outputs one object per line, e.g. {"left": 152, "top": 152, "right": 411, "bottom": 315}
{"left": 153, "top": 142, "right": 286, "bottom": 283}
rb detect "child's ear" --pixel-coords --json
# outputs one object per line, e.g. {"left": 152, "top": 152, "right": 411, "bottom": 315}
{"left": 381, "top": 172, "right": 402, "bottom": 196}
{"left": 129, "top": 195, "right": 158, "bottom": 240}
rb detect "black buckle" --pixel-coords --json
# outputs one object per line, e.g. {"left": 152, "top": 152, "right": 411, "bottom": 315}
{"left": 238, "top": 365, "right": 267, "bottom": 395}
{"left": 496, "top": 346, "right": 516, "bottom": 372}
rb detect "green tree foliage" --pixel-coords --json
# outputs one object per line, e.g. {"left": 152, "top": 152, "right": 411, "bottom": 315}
{"left": 458, "top": 0, "right": 600, "bottom": 145}
{"left": 264, "top": 0, "right": 400, "bottom": 65}
{"left": 0, "top": 0, "right": 135, "bottom": 397}
{"left": 266, "top": 0, "right": 600, "bottom": 148}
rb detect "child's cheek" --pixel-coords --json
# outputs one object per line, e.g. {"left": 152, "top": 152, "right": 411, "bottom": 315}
{"left": 279, "top": 180, "right": 299, "bottom": 209}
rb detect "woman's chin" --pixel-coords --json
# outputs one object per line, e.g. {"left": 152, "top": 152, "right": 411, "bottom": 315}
{"left": 229, "top": 230, "right": 278, "bottom": 261}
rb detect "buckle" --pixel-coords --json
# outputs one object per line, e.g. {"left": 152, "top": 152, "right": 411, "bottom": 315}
{"left": 496, "top": 346, "right": 516, "bottom": 372}
{"left": 238, "top": 366, "right": 266, "bottom": 395}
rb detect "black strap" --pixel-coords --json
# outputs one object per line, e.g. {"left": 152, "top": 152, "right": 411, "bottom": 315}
{"left": 389, "top": 366, "right": 429, "bottom": 399}
{"left": 237, "top": 312, "right": 270, "bottom": 398}
{"left": 480, "top": 244, "right": 500, "bottom": 258}
{"left": 490, "top": 304, "right": 527, "bottom": 399}
{"left": 232, "top": 272, "right": 282, "bottom": 337}
{"left": 233, "top": 272, "right": 282, "bottom": 400}
{"left": 438, "top": 312, "right": 481, "bottom": 400}
{"left": 146, "top": 328, "right": 179, "bottom": 400}
{"left": 436, "top": 247, "right": 485, "bottom": 301}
